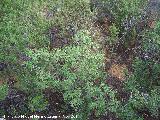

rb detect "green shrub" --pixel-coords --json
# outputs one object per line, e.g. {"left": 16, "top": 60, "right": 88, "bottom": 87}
{"left": 0, "top": 84, "right": 8, "bottom": 116}
{"left": 125, "top": 58, "right": 160, "bottom": 92}
{"left": 24, "top": 30, "right": 110, "bottom": 119}
{"left": 124, "top": 60, "right": 160, "bottom": 118}
{"left": 146, "top": 88, "right": 160, "bottom": 117}
{"left": 102, "top": 0, "right": 148, "bottom": 29}
{"left": 92, "top": 0, "right": 148, "bottom": 46}
{"left": 29, "top": 93, "right": 48, "bottom": 112}
{"left": 124, "top": 32, "right": 160, "bottom": 119}
{"left": 1, "top": 0, "right": 159, "bottom": 119}
{"left": 122, "top": 21, "right": 160, "bottom": 119}
{"left": 107, "top": 23, "right": 119, "bottom": 44}
{"left": 0, "top": 84, "right": 8, "bottom": 101}
{"left": 49, "top": 0, "right": 92, "bottom": 37}
{"left": 155, "top": 21, "right": 160, "bottom": 35}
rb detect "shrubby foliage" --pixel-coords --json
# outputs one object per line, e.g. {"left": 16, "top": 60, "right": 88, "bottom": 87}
{"left": 24, "top": 30, "right": 110, "bottom": 118}
{"left": 124, "top": 21, "right": 160, "bottom": 118}
{"left": 0, "top": 0, "right": 160, "bottom": 119}
{"left": 93, "top": 0, "right": 148, "bottom": 46}
{"left": 102, "top": 0, "right": 148, "bottom": 29}
{"left": 0, "top": 84, "right": 8, "bottom": 101}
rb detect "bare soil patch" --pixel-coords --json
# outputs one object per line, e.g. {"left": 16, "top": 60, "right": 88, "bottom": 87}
{"left": 0, "top": 80, "right": 3, "bottom": 85}
{"left": 108, "top": 64, "right": 127, "bottom": 81}
{"left": 48, "top": 26, "right": 73, "bottom": 50}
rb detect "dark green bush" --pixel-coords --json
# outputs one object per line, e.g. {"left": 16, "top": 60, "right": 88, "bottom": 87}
{"left": 124, "top": 21, "right": 160, "bottom": 119}
{"left": 92, "top": 0, "right": 148, "bottom": 46}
